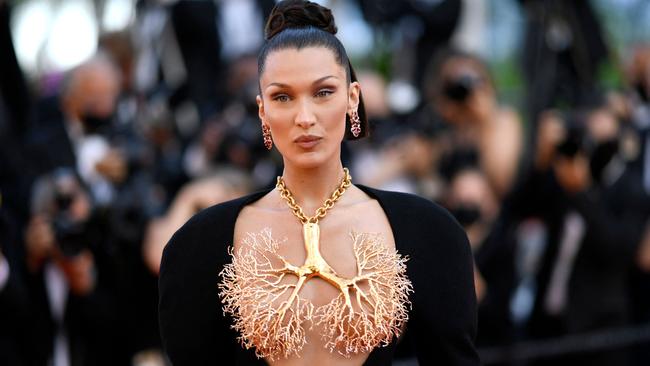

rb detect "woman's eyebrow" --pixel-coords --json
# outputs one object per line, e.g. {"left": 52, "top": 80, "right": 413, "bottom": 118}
{"left": 312, "top": 75, "right": 338, "bottom": 85}
{"left": 265, "top": 75, "right": 339, "bottom": 91}
{"left": 265, "top": 82, "right": 290, "bottom": 90}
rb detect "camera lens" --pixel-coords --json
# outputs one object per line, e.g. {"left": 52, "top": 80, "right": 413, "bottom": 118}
{"left": 443, "top": 74, "right": 481, "bottom": 102}
{"left": 53, "top": 216, "right": 88, "bottom": 257}
{"left": 55, "top": 193, "right": 73, "bottom": 212}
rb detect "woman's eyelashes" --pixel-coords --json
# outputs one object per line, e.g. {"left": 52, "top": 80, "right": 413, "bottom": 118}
{"left": 315, "top": 88, "right": 335, "bottom": 98}
{"left": 272, "top": 93, "right": 291, "bottom": 102}
{"left": 269, "top": 87, "right": 337, "bottom": 103}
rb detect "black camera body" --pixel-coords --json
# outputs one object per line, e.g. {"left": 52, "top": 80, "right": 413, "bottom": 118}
{"left": 553, "top": 112, "right": 621, "bottom": 183}
{"left": 555, "top": 118, "right": 587, "bottom": 158}
{"left": 51, "top": 178, "right": 90, "bottom": 257}
{"left": 52, "top": 214, "right": 88, "bottom": 257}
{"left": 442, "top": 73, "right": 482, "bottom": 102}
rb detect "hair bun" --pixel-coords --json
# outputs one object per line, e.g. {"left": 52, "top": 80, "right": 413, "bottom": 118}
{"left": 265, "top": 0, "right": 337, "bottom": 40}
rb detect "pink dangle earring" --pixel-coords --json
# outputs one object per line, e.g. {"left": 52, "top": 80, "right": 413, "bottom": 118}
{"left": 349, "top": 110, "right": 361, "bottom": 138}
{"left": 262, "top": 124, "right": 273, "bottom": 150}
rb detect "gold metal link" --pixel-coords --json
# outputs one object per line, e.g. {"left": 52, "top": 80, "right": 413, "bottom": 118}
{"left": 276, "top": 168, "right": 352, "bottom": 224}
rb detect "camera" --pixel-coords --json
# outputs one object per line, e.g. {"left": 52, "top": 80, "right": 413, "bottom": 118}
{"left": 553, "top": 111, "right": 621, "bottom": 183}
{"left": 442, "top": 72, "right": 482, "bottom": 102}
{"left": 52, "top": 213, "right": 88, "bottom": 257}
{"left": 555, "top": 116, "right": 586, "bottom": 158}
{"left": 31, "top": 169, "right": 91, "bottom": 257}
{"left": 52, "top": 176, "right": 92, "bottom": 257}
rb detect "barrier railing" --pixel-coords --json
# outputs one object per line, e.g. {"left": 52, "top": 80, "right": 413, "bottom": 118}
{"left": 478, "top": 322, "right": 650, "bottom": 364}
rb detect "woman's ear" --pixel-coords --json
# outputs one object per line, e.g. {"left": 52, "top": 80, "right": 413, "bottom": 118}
{"left": 256, "top": 95, "right": 265, "bottom": 121}
{"left": 348, "top": 81, "right": 361, "bottom": 113}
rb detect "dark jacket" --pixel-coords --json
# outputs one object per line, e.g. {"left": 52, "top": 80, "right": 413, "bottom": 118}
{"left": 159, "top": 185, "right": 479, "bottom": 365}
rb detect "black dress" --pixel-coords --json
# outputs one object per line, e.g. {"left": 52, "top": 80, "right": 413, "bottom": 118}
{"left": 159, "top": 185, "right": 480, "bottom": 365}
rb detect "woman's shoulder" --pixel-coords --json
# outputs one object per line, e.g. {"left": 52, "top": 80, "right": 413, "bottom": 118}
{"left": 357, "top": 185, "right": 461, "bottom": 228}
{"left": 359, "top": 187, "right": 479, "bottom": 364}
{"left": 159, "top": 192, "right": 272, "bottom": 365}
{"left": 161, "top": 190, "right": 271, "bottom": 268}
{"left": 358, "top": 185, "right": 469, "bottom": 261}
{"left": 175, "top": 190, "right": 270, "bottom": 236}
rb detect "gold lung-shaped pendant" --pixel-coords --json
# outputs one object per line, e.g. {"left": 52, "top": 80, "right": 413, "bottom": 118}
{"left": 219, "top": 224, "right": 413, "bottom": 360}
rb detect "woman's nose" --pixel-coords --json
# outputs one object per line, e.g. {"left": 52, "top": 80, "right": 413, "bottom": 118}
{"left": 294, "top": 100, "right": 316, "bottom": 128}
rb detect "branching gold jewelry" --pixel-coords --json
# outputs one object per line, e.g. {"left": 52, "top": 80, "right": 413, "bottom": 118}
{"left": 219, "top": 168, "right": 412, "bottom": 360}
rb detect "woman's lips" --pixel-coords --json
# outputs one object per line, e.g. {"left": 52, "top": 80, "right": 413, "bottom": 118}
{"left": 294, "top": 135, "right": 322, "bottom": 149}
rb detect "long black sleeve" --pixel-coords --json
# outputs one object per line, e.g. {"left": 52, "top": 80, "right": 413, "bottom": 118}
{"left": 365, "top": 188, "right": 480, "bottom": 366}
{"left": 159, "top": 196, "right": 264, "bottom": 365}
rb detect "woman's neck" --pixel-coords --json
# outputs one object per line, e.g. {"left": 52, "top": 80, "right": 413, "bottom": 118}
{"left": 278, "top": 161, "right": 346, "bottom": 215}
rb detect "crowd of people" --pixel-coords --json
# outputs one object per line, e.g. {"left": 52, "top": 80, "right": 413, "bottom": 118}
{"left": 1, "top": 0, "right": 649, "bottom": 365}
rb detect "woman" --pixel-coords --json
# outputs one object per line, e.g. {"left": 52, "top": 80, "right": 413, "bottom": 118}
{"left": 159, "top": 1, "right": 479, "bottom": 365}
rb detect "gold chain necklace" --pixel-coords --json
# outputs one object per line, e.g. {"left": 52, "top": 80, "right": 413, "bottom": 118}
{"left": 276, "top": 167, "right": 351, "bottom": 224}
{"left": 274, "top": 168, "right": 351, "bottom": 276}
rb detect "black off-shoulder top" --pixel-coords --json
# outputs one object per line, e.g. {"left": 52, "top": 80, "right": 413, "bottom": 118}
{"left": 159, "top": 185, "right": 480, "bottom": 365}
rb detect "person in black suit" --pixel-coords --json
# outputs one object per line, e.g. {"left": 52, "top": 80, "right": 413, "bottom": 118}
{"left": 510, "top": 107, "right": 648, "bottom": 365}
{"left": 0, "top": 192, "right": 36, "bottom": 366}
{"left": 21, "top": 169, "right": 125, "bottom": 366}
{"left": 24, "top": 55, "right": 127, "bottom": 196}
{"left": 620, "top": 44, "right": 650, "bottom": 366}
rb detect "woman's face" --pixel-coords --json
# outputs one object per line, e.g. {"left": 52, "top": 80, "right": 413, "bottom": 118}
{"left": 257, "top": 46, "right": 360, "bottom": 169}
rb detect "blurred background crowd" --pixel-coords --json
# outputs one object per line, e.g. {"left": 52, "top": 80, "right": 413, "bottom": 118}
{"left": 1, "top": 0, "right": 650, "bottom": 365}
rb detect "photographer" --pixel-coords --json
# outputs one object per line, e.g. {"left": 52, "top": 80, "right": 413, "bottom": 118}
{"left": 0, "top": 191, "right": 34, "bottom": 365}
{"left": 25, "top": 55, "right": 128, "bottom": 207}
{"left": 443, "top": 166, "right": 521, "bottom": 351}
{"left": 22, "top": 169, "right": 124, "bottom": 366}
{"left": 429, "top": 49, "right": 523, "bottom": 198}
{"left": 513, "top": 107, "right": 648, "bottom": 365}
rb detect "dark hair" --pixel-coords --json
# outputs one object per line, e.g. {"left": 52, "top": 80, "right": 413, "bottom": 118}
{"left": 258, "top": 0, "right": 368, "bottom": 140}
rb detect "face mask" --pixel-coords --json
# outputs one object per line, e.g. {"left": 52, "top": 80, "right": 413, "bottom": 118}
{"left": 635, "top": 81, "right": 649, "bottom": 102}
{"left": 450, "top": 203, "right": 482, "bottom": 227}
{"left": 590, "top": 139, "right": 619, "bottom": 183}
{"left": 80, "top": 113, "right": 114, "bottom": 134}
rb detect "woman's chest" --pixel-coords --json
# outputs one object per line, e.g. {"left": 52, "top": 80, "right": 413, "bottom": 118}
{"left": 220, "top": 208, "right": 412, "bottom": 361}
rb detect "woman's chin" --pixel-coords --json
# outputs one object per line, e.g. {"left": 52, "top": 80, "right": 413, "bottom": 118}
{"left": 285, "top": 151, "right": 332, "bottom": 170}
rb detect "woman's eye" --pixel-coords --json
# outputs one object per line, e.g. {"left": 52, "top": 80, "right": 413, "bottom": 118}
{"left": 315, "top": 89, "right": 334, "bottom": 98}
{"left": 273, "top": 94, "right": 290, "bottom": 102}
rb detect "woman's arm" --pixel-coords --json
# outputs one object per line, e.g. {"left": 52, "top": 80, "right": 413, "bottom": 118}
{"left": 409, "top": 210, "right": 480, "bottom": 365}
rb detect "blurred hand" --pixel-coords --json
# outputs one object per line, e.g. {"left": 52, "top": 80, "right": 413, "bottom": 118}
{"left": 553, "top": 153, "right": 592, "bottom": 194}
{"left": 392, "top": 135, "right": 435, "bottom": 176}
{"left": 24, "top": 215, "right": 56, "bottom": 272}
{"left": 466, "top": 87, "right": 495, "bottom": 126}
{"left": 536, "top": 111, "right": 565, "bottom": 170}
{"left": 637, "top": 223, "right": 650, "bottom": 272}
{"left": 177, "top": 178, "right": 230, "bottom": 213}
{"left": 474, "top": 264, "right": 487, "bottom": 303}
{"left": 95, "top": 148, "right": 127, "bottom": 183}
{"left": 606, "top": 91, "right": 632, "bottom": 123}
{"left": 200, "top": 121, "right": 225, "bottom": 157}
{"left": 143, "top": 176, "right": 240, "bottom": 275}
{"left": 56, "top": 249, "right": 96, "bottom": 296}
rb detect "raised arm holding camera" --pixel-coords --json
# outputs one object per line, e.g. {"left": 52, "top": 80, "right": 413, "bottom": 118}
{"left": 430, "top": 49, "right": 523, "bottom": 198}
{"left": 25, "top": 170, "right": 97, "bottom": 295}
{"left": 21, "top": 168, "right": 124, "bottom": 366}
